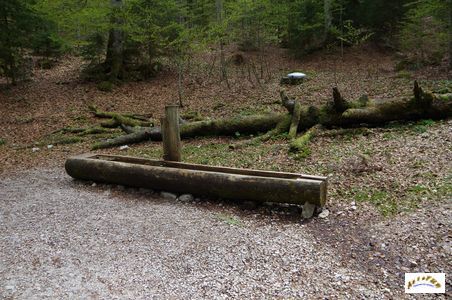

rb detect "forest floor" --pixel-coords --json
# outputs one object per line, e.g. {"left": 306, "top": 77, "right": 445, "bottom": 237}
{"left": 0, "top": 46, "right": 451, "bottom": 298}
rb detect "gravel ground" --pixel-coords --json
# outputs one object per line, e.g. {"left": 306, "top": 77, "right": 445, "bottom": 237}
{"left": 0, "top": 168, "right": 449, "bottom": 299}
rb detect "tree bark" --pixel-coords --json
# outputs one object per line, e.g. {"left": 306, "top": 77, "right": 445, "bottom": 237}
{"left": 92, "top": 113, "right": 287, "bottom": 150}
{"left": 288, "top": 101, "right": 302, "bottom": 139}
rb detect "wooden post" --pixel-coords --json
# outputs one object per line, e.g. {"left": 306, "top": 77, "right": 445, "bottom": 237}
{"left": 161, "top": 105, "right": 181, "bottom": 161}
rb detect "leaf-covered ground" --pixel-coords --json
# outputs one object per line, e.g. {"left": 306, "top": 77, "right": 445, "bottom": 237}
{"left": 1, "top": 46, "right": 450, "bottom": 217}
{"left": 0, "top": 46, "right": 451, "bottom": 297}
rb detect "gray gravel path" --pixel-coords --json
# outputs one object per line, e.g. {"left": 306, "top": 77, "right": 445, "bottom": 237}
{"left": 0, "top": 169, "right": 443, "bottom": 299}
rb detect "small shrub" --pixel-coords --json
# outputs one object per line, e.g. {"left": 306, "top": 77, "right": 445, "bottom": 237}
{"left": 413, "top": 119, "right": 435, "bottom": 133}
{"left": 32, "top": 31, "right": 65, "bottom": 59}
{"left": 96, "top": 81, "right": 113, "bottom": 92}
{"left": 36, "top": 58, "right": 57, "bottom": 70}
{"left": 332, "top": 20, "right": 374, "bottom": 47}
{"left": 181, "top": 111, "right": 204, "bottom": 121}
{"left": 398, "top": 0, "right": 449, "bottom": 67}
{"left": 396, "top": 70, "right": 412, "bottom": 79}
{"left": 216, "top": 213, "right": 242, "bottom": 226}
{"left": 0, "top": 138, "right": 5, "bottom": 146}
{"left": 291, "top": 145, "right": 311, "bottom": 161}
{"left": 80, "top": 33, "right": 107, "bottom": 66}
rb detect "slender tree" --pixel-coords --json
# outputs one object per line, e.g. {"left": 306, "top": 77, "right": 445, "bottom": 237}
{"left": 105, "top": 0, "right": 124, "bottom": 80}
{"left": 215, "top": 0, "right": 229, "bottom": 87}
{"left": 324, "top": 0, "right": 332, "bottom": 44}
{"left": 448, "top": 0, "right": 452, "bottom": 70}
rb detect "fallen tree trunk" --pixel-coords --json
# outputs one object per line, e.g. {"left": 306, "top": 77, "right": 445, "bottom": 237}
{"left": 93, "top": 113, "right": 288, "bottom": 149}
{"left": 88, "top": 105, "right": 154, "bottom": 127}
{"left": 91, "top": 82, "right": 452, "bottom": 150}
{"left": 290, "top": 125, "right": 322, "bottom": 153}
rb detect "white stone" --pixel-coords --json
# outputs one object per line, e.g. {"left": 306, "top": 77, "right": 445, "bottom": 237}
{"left": 119, "top": 145, "right": 130, "bottom": 150}
{"left": 47, "top": 144, "right": 54, "bottom": 149}
{"left": 318, "top": 209, "right": 330, "bottom": 218}
{"left": 32, "top": 147, "right": 40, "bottom": 152}
{"left": 178, "top": 194, "right": 194, "bottom": 202}
{"left": 302, "top": 202, "right": 316, "bottom": 219}
{"left": 160, "top": 191, "right": 177, "bottom": 200}
{"left": 287, "top": 72, "right": 306, "bottom": 79}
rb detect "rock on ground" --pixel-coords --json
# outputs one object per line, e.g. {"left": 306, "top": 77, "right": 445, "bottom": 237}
{"left": 160, "top": 191, "right": 178, "bottom": 200}
{"left": 177, "top": 194, "right": 194, "bottom": 202}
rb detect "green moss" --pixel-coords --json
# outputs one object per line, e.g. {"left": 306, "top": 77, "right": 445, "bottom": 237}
{"left": 180, "top": 114, "right": 285, "bottom": 138}
{"left": 298, "top": 105, "right": 320, "bottom": 129}
{"left": 385, "top": 119, "right": 437, "bottom": 134}
{"left": 181, "top": 111, "right": 204, "bottom": 121}
{"left": 348, "top": 95, "right": 369, "bottom": 109}
{"left": 353, "top": 180, "right": 449, "bottom": 217}
{"left": 436, "top": 93, "right": 452, "bottom": 101}
{"left": 216, "top": 213, "right": 242, "bottom": 226}
{"left": 290, "top": 131, "right": 313, "bottom": 153}
{"left": 396, "top": 70, "right": 412, "bottom": 79}
{"left": 412, "top": 119, "right": 435, "bottom": 133}
{"left": 407, "top": 184, "right": 429, "bottom": 194}
{"left": 96, "top": 81, "right": 114, "bottom": 92}
{"left": 275, "top": 114, "right": 292, "bottom": 132}
{"left": 292, "top": 146, "right": 311, "bottom": 161}
{"left": 0, "top": 138, "right": 5, "bottom": 146}
{"left": 15, "top": 116, "right": 34, "bottom": 124}
{"left": 353, "top": 189, "right": 397, "bottom": 216}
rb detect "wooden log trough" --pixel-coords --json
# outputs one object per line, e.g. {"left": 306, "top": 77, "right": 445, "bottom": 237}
{"left": 65, "top": 153, "right": 328, "bottom": 208}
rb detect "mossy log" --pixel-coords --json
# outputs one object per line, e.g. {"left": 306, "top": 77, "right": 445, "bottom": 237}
{"left": 92, "top": 113, "right": 287, "bottom": 150}
{"left": 288, "top": 101, "right": 302, "bottom": 139}
{"left": 88, "top": 104, "right": 151, "bottom": 120}
{"left": 88, "top": 105, "right": 154, "bottom": 127}
{"left": 91, "top": 82, "right": 452, "bottom": 149}
{"left": 56, "top": 127, "right": 111, "bottom": 136}
{"left": 290, "top": 125, "right": 322, "bottom": 153}
{"left": 229, "top": 115, "right": 291, "bottom": 150}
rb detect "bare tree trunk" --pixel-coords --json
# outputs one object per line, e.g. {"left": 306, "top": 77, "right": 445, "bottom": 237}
{"left": 324, "top": 0, "right": 332, "bottom": 45}
{"left": 448, "top": 0, "right": 452, "bottom": 71}
{"left": 177, "top": 59, "right": 184, "bottom": 107}
{"left": 216, "top": 0, "right": 230, "bottom": 88}
{"left": 339, "top": 2, "right": 344, "bottom": 59}
{"left": 105, "top": 0, "right": 124, "bottom": 80}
